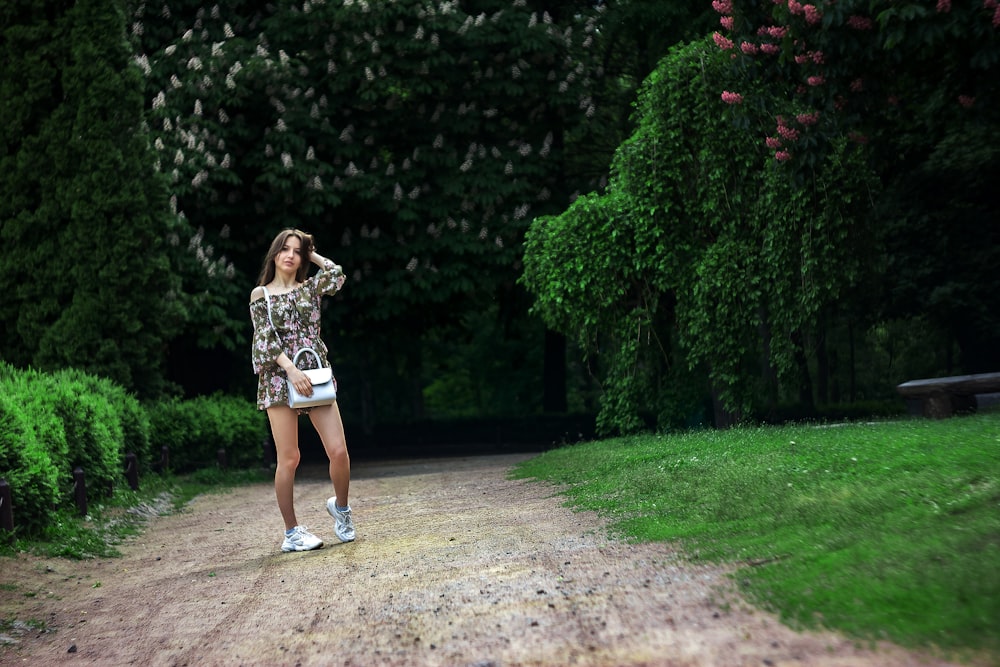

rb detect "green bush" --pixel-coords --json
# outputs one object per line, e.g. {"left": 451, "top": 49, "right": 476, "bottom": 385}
{"left": 0, "top": 362, "right": 265, "bottom": 539}
{"left": 146, "top": 394, "right": 266, "bottom": 473}
{"left": 3, "top": 366, "right": 135, "bottom": 504}
{"left": 0, "top": 393, "right": 61, "bottom": 535}
{"left": 56, "top": 369, "right": 152, "bottom": 473}
{"left": 40, "top": 374, "right": 123, "bottom": 500}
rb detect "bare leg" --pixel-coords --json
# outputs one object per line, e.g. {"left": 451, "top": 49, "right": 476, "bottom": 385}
{"left": 309, "top": 401, "right": 350, "bottom": 506}
{"left": 267, "top": 405, "right": 301, "bottom": 530}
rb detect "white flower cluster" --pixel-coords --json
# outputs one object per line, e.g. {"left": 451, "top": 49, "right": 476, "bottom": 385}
{"left": 138, "top": 0, "right": 606, "bottom": 260}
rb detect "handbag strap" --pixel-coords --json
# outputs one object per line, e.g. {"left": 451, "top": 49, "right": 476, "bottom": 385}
{"left": 261, "top": 285, "right": 278, "bottom": 334}
{"left": 261, "top": 285, "right": 288, "bottom": 358}
{"left": 293, "top": 347, "right": 322, "bottom": 367}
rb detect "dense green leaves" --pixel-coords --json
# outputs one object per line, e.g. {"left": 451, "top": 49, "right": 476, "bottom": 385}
{"left": 714, "top": 0, "right": 1000, "bottom": 372}
{"left": 524, "top": 38, "right": 881, "bottom": 431}
{"left": 4, "top": 0, "right": 993, "bottom": 425}
{"left": 132, "top": 0, "right": 604, "bottom": 320}
{"left": 115, "top": 0, "right": 624, "bottom": 411}
{"left": 0, "top": 0, "right": 186, "bottom": 396}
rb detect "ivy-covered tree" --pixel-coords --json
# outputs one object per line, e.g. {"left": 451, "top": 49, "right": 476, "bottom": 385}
{"left": 711, "top": 0, "right": 1000, "bottom": 165}
{"left": 713, "top": 0, "right": 1000, "bottom": 372}
{"left": 523, "top": 38, "right": 880, "bottom": 433}
{"left": 0, "top": 0, "right": 190, "bottom": 397}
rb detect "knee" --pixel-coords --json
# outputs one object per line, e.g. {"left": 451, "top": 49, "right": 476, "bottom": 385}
{"left": 277, "top": 448, "right": 301, "bottom": 469}
{"left": 327, "top": 438, "right": 349, "bottom": 464}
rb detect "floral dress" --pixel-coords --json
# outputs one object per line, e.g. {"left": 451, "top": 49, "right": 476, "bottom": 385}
{"left": 250, "top": 259, "right": 346, "bottom": 410}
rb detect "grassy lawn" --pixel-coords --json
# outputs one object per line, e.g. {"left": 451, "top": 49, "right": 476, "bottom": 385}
{"left": 512, "top": 412, "right": 1000, "bottom": 659}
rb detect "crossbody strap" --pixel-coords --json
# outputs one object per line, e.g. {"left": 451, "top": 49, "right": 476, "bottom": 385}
{"left": 261, "top": 285, "right": 283, "bottom": 348}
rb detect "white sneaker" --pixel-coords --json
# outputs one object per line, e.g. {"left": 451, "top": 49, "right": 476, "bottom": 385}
{"left": 326, "top": 497, "right": 356, "bottom": 542}
{"left": 281, "top": 525, "right": 324, "bottom": 552}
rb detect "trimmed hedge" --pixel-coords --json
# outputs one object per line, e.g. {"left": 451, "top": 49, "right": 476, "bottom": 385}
{"left": 0, "top": 361, "right": 265, "bottom": 538}
{"left": 0, "top": 393, "right": 61, "bottom": 535}
{"left": 146, "top": 394, "right": 267, "bottom": 473}
{"left": 57, "top": 369, "right": 153, "bottom": 474}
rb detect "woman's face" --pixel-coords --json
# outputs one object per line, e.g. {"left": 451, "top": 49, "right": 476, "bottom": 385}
{"left": 275, "top": 234, "right": 304, "bottom": 274}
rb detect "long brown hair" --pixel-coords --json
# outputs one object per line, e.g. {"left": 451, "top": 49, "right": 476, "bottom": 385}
{"left": 256, "top": 228, "right": 315, "bottom": 286}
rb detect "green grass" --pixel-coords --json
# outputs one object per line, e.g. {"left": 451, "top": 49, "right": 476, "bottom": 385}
{"left": 512, "top": 413, "right": 1000, "bottom": 657}
{"left": 0, "top": 467, "right": 271, "bottom": 560}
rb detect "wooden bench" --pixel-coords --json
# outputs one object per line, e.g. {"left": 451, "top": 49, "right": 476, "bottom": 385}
{"left": 897, "top": 371, "right": 1000, "bottom": 418}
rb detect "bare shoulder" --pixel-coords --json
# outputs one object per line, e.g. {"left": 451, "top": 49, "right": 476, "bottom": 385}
{"left": 249, "top": 286, "right": 266, "bottom": 304}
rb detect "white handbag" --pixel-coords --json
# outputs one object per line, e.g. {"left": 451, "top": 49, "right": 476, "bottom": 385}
{"left": 286, "top": 347, "right": 338, "bottom": 408}
{"left": 262, "top": 287, "right": 338, "bottom": 408}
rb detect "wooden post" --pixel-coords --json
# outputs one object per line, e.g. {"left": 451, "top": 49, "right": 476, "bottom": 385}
{"left": 217, "top": 448, "right": 227, "bottom": 470}
{"left": 0, "top": 478, "right": 14, "bottom": 544}
{"left": 73, "top": 467, "right": 87, "bottom": 516}
{"left": 160, "top": 445, "right": 170, "bottom": 473}
{"left": 125, "top": 453, "right": 139, "bottom": 490}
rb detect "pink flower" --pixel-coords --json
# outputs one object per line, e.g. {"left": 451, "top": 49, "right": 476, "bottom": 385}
{"left": 794, "top": 53, "right": 809, "bottom": 64}
{"left": 761, "top": 43, "right": 781, "bottom": 54}
{"left": 986, "top": 0, "right": 998, "bottom": 8}
{"left": 720, "top": 15, "right": 735, "bottom": 30}
{"left": 768, "top": 26, "right": 788, "bottom": 38}
{"left": 994, "top": 5, "right": 1000, "bottom": 26}
{"left": 712, "top": 0, "right": 733, "bottom": 14}
{"left": 958, "top": 95, "right": 975, "bottom": 108}
{"left": 721, "top": 91, "right": 744, "bottom": 104}
{"left": 847, "top": 15, "right": 873, "bottom": 30}
{"left": 807, "top": 75, "right": 825, "bottom": 86}
{"left": 740, "top": 41, "right": 759, "bottom": 54}
{"left": 766, "top": 136, "right": 782, "bottom": 149}
{"left": 796, "top": 111, "right": 820, "bottom": 125}
{"left": 811, "top": 50, "right": 825, "bottom": 64}
{"left": 788, "top": 0, "right": 804, "bottom": 15}
{"left": 777, "top": 123, "right": 799, "bottom": 141}
{"left": 936, "top": 0, "right": 951, "bottom": 12}
{"left": 804, "top": 5, "right": 822, "bottom": 24}
{"left": 775, "top": 150, "right": 792, "bottom": 161}
{"left": 713, "top": 32, "right": 735, "bottom": 50}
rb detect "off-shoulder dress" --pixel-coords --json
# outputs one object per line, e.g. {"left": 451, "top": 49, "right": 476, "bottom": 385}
{"left": 249, "top": 260, "right": 346, "bottom": 411}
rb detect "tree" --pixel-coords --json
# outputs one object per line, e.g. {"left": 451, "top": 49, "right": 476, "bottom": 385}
{"left": 1, "top": 0, "right": 187, "bottom": 397}
{"left": 127, "top": 0, "right": 614, "bottom": 421}
{"left": 714, "top": 0, "right": 1000, "bottom": 373}
{"left": 523, "top": 37, "right": 881, "bottom": 433}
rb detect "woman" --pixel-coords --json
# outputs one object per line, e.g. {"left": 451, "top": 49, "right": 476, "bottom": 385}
{"left": 249, "top": 228, "right": 355, "bottom": 552}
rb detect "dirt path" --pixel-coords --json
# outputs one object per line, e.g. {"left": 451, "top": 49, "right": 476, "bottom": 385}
{"left": 0, "top": 454, "right": 979, "bottom": 667}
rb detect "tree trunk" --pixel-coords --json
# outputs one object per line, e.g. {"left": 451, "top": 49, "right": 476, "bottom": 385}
{"left": 758, "top": 311, "right": 779, "bottom": 410}
{"left": 710, "top": 381, "right": 739, "bottom": 429}
{"left": 791, "top": 329, "right": 814, "bottom": 409}
{"left": 848, "top": 320, "right": 857, "bottom": 402}
{"left": 543, "top": 329, "right": 567, "bottom": 413}
{"left": 816, "top": 314, "right": 829, "bottom": 405}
